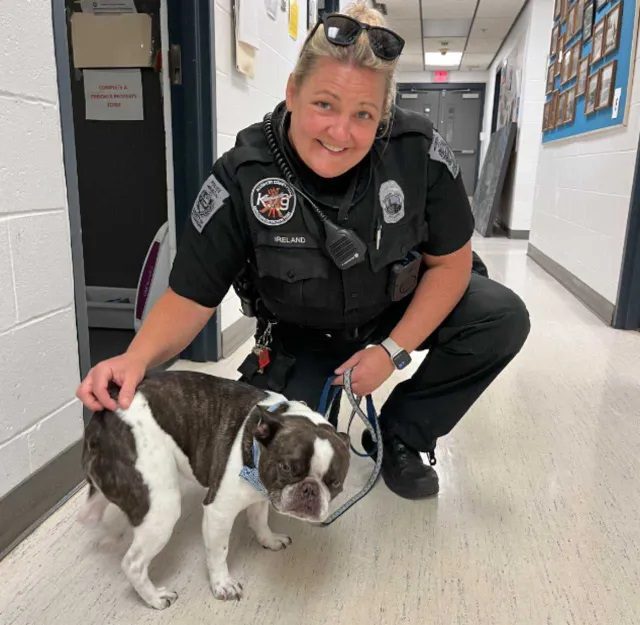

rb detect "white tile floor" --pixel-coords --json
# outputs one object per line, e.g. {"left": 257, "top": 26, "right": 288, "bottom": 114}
{"left": 2, "top": 237, "right": 640, "bottom": 625}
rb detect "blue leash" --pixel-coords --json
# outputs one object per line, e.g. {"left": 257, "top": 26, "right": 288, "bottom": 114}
{"left": 316, "top": 368, "right": 384, "bottom": 526}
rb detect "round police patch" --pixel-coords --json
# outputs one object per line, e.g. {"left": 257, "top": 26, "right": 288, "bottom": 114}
{"left": 251, "top": 178, "right": 296, "bottom": 226}
{"left": 379, "top": 180, "right": 405, "bottom": 224}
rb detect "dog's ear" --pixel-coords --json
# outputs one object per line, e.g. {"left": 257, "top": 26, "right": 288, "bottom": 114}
{"left": 337, "top": 431, "right": 351, "bottom": 449}
{"left": 254, "top": 408, "right": 285, "bottom": 446}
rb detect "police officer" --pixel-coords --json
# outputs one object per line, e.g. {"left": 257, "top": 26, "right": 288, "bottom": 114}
{"left": 77, "top": 3, "right": 530, "bottom": 500}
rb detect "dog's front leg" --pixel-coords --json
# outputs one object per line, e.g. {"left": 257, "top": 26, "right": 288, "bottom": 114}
{"left": 202, "top": 498, "right": 247, "bottom": 601}
{"left": 247, "top": 501, "right": 292, "bottom": 551}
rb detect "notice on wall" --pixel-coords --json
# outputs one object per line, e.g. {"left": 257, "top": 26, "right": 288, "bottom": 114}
{"left": 80, "top": 0, "right": 136, "bottom": 12}
{"left": 83, "top": 69, "right": 143, "bottom": 121}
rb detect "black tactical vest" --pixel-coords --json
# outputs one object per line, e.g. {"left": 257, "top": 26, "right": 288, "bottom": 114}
{"left": 224, "top": 104, "right": 434, "bottom": 330}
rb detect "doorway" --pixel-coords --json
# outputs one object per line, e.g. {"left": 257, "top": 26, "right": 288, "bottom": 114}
{"left": 57, "top": 0, "right": 220, "bottom": 385}
{"left": 397, "top": 83, "right": 485, "bottom": 195}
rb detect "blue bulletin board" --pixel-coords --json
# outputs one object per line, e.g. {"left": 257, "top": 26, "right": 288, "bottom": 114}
{"left": 542, "top": 0, "right": 638, "bottom": 142}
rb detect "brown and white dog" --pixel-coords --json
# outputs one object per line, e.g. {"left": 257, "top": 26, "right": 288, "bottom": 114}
{"left": 78, "top": 371, "right": 350, "bottom": 609}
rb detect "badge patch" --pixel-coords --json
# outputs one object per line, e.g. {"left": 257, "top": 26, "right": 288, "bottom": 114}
{"left": 379, "top": 180, "right": 405, "bottom": 224}
{"left": 429, "top": 131, "right": 460, "bottom": 179}
{"left": 191, "top": 173, "right": 230, "bottom": 233}
{"left": 251, "top": 178, "right": 296, "bottom": 226}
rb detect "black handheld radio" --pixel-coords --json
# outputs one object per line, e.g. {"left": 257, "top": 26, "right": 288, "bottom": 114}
{"left": 263, "top": 113, "right": 367, "bottom": 271}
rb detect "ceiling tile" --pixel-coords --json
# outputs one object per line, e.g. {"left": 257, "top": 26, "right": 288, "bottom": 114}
{"left": 475, "top": 0, "right": 526, "bottom": 19}
{"left": 422, "top": 18, "right": 472, "bottom": 38}
{"left": 421, "top": 0, "right": 477, "bottom": 20}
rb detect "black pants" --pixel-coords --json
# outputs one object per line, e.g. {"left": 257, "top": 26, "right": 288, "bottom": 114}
{"left": 242, "top": 272, "right": 530, "bottom": 454}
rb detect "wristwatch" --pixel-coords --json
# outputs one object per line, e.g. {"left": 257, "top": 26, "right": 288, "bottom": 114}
{"left": 380, "top": 337, "right": 412, "bottom": 370}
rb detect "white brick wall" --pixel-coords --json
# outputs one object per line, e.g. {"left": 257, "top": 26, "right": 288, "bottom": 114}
{"left": 0, "top": 4, "right": 83, "bottom": 496}
{"left": 213, "top": 0, "right": 307, "bottom": 331}
{"left": 479, "top": 1, "right": 554, "bottom": 232}
{"left": 530, "top": 5, "right": 640, "bottom": 304}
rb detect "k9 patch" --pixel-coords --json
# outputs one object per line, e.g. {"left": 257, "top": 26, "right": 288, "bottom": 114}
{"left": 429, "top": 130, "right": 460, "bottom": 179}
{"left": 251, "top": 178, "right": 296, "bottom": 226}
{"left": 191, "top": 173, "right": 230, "bottom": 233}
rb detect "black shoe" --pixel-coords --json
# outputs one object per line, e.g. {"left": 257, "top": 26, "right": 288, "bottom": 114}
{"left": 362, "top": 430, "right": 439, "bottom": 499}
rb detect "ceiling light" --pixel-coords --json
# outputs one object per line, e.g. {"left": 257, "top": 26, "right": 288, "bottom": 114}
{"left": 424, "top": 51, "right": 463, "bottom": 67}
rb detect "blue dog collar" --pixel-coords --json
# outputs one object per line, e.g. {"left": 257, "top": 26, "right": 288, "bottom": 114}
{"left": 239, "top": 400, "right": 287, "bottom": 495}
{"left": 239, "top": 438, "right": 267, "bottom": 495}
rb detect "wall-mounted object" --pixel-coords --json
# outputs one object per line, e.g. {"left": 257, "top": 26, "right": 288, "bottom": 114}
{"left": 71, "top": 13, "right": 153, "bottom": 68}
{"left": 542, "top": 0, "right": 636, "bottom": 142}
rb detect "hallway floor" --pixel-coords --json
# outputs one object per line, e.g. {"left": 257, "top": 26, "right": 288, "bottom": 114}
{"left": 2, "top": 237, "right": 639, "bottom": 625}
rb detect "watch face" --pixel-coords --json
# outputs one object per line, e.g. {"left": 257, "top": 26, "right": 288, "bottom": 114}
{"left": 393, "top": 350, "right": 411, "bottom": 370}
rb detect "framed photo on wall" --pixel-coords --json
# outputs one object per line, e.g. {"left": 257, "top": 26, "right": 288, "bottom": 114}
{"left": 577, "top": 55, "right": 590, "bottom": 95}
{"left": 585, "top": 71, "right": 601, "bottom": 114}
{"left": 603, "top": 3, "right": 622, "bottom": 56}
{"left": 561, "top": 44, "right": 573, "bottom": 83}
{"left": 554, "top": 0, "right": 562, "bottom": 20}
{"left": 550, "top": 24, "right": 560, "bottom": 56}
{"left": 596, "top": 0, "right": 609, "bottom": 9}
{"left": 557, "top": 91, "right": 568, "bottom": 124}
{"left": 596, "top": 60, "right": 617, "bottom": 109}
{"left": 591, "top": 18, "right": 606, "bottom": 62}
{"left": 568, "top": 5, "right": 577, "bottom": 37}
{"left": 570, "top": 42, "right": 582, "bottom": 80}
{"left": 583, "top": 0, "right": 595, "bottom": 40}
{"left": 547, "top": 63, "right": 556, "bottom": 94}
{"left": 565, "top": 86, "right": 577, "bottom": 123}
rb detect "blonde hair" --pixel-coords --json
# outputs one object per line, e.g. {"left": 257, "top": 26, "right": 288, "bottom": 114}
{"left": 291, "top": 1, "right": 398, "bottom": 133}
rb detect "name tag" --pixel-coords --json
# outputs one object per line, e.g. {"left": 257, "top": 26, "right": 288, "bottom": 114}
{"left": 257, "top": 231, "right": 319, "bottom": 248}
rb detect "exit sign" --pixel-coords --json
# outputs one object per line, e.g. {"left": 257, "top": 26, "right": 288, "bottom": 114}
{"left": 434, "top": 70, "right": 449, "bottom": 83}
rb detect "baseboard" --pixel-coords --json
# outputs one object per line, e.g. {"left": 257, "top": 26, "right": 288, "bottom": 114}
{"left": 497, "top": 221, "right": 530, "bottom": 239}
{"left": 527, "top": 243, "right": 615, "bottom": 325}
{"left": 0, "top": 440, "right": 84, "bottom": 560}
{"left": 221, "top": 316, "right": 256, "bottom": 358}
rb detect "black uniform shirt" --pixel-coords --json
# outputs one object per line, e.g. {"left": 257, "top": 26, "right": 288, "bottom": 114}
{"left": 169, "top": 104, "right": 474, "bottom": 327}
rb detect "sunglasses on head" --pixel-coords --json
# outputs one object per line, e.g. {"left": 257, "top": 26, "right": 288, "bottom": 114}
{"left": 306, "top": 13, "right": 405, "bottom": 61}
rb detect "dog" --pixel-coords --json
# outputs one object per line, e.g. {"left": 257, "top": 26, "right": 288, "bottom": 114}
{"left": 77, "top": 371, "right": 350, "bottom": 609}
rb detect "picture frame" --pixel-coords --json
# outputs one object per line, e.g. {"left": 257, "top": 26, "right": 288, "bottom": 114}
{"left": 547, "top": 63, "right": 556, "bottom": 94}
{"left": 591, "top": 18, "right": 606, "bottom": 63}
{"left": 550, "top": 91, "right": 559, "bottom": 128}
{"left": 555, "top": 0, "right": 562, "bottom": 20}
{"left": 561, "top": 42, "right": 573, "bottom": 84}
{"left": 596, "top": 59, "right": 617, "bottom": 109}
{"left": 577, "top": 55, "right": 590, "bottom": 95}
{"left": 555, "top": 33, "right": 565, "bottom": 77}
{"left": 550, "top": 24, "right": 560, "bottom": 56}
{"left": 570, "top": 42, "right": 582, "bottom": 80}
{"left": 585, "top": 70, "right": 601, "bottom": 115}
{"left": 557, "top": 91, "right": 568, "bottom": 125}
{"left": 565, "top": 86, "right": 577, "bottom": 123}
{"left": 568, "top": 5, "right": 578, "bottom": 38}
{"left": 543, "top": 99, "right": 551, "bottom": 131}
{"left": 583, "top": 0, "right": 595, "bottom": 40}
{"left": 603, "top": 3, "right": 622, "bottom": 56}
{"left": 596, "top": 0, "right": 608, "bottom": 10}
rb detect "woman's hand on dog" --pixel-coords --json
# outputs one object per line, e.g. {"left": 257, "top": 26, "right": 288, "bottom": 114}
{"left": 76, "top": 353, "right": 147, "bottom": 412}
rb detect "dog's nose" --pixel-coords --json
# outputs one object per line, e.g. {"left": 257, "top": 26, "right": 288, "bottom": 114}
{"left": 302, "top": 481, "right": 319, "bottom": 499}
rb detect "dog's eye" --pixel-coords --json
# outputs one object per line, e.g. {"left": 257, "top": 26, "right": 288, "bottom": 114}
{"left": 331, "top": 479, "right": 341, "bottom": 489}
{"left": 278, "top": 461, "right": 291, "bottom": 474}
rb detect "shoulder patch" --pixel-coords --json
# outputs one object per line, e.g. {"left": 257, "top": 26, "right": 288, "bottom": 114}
{"left": 191, "top": 173, "right": 230, "bottom": 233}
{"left": 429, "top": 131, "right": 460, "bottom": 179}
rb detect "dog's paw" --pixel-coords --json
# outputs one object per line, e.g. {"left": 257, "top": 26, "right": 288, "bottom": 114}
{"left": 212, "top": 576, "right": 243, "bottom": 601}
{"left": 148, "top": 588, "right": 178, "bottom": 610}
{"left": 258, "top": 532, "right": 292, "bottom": 551}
